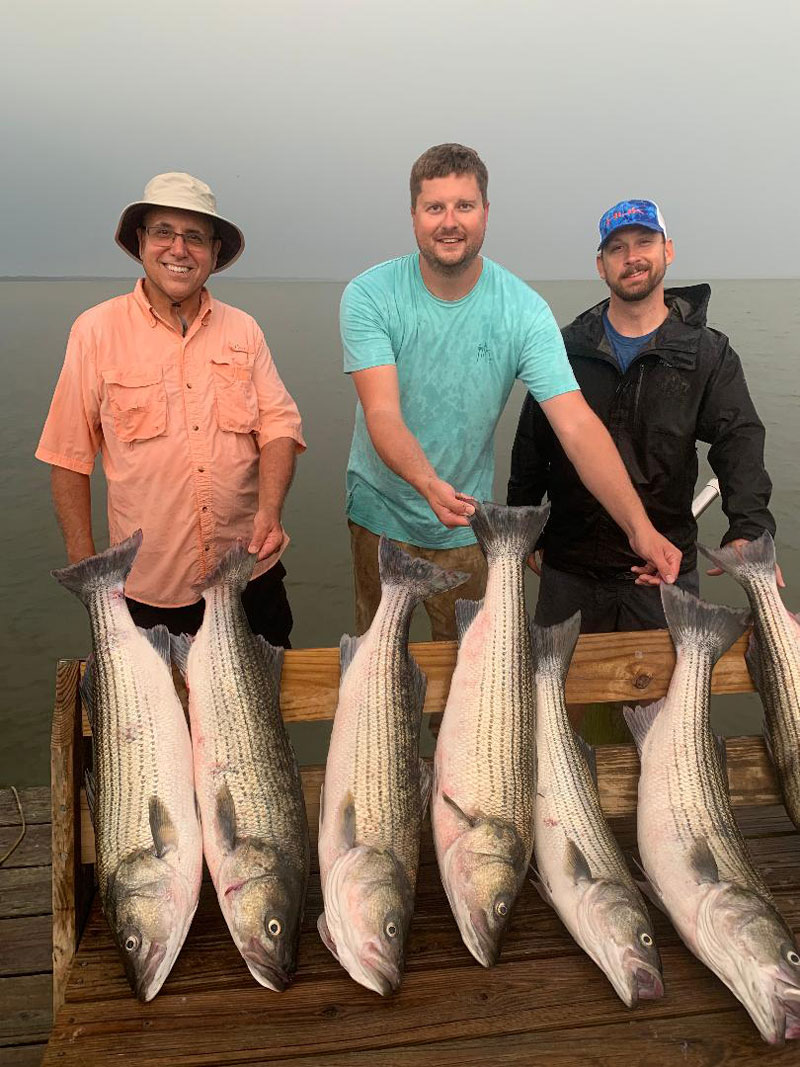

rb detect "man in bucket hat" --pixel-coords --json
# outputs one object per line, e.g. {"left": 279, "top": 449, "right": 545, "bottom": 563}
{"left": 37, "top": 172, "right": 305, "bottom": 645}
{"left": 508, "top": 197, "right": 777, "bottom": 639}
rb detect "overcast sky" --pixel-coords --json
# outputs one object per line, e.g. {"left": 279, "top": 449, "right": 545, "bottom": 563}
{"left": 3, "top": 0, "right": 799, "bottom": 280}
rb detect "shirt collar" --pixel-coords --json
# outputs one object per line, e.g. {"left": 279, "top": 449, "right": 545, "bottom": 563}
{"left": 132, "top": 277, "right": 214, "bottom": 328}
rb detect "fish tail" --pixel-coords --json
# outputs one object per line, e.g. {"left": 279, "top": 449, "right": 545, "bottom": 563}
{"left": 51, "top": 530, "right": 143, "bottom": 603}
{"left": 697, "top": 532, "right": 775, "bottom": 586}
{"left": 201, "top": 540, "right": 257, "bottom": 596}
{"left": 469, "top": 501, "right": 550, "bottom": 561}
{"left": 660, "top": 584, "right": 750, "bottom": 664}
{"left": 531, "top": 611, "right": 581, "bottom": 683}
{"left": 378, "top": 536, "right": 468, "bottom": 603}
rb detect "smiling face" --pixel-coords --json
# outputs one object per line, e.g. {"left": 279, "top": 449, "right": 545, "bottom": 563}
{"left": 137, "top": 207, "right": 220, "bottom": 308}
{"left": 597, "top": 225, "right": 674, "bottom": 303}
{"left": 411, "top": 173, "right": 488, "bottom": 278}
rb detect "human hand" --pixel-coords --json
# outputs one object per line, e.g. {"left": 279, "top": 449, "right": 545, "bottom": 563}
{"left": 629, "top": 526, "right": 681, "bottom": 586}
{"left": 526, "top": 549, "right": 544, "bottom": 576}
{"left": 248, "top": 508, "right": 287, "bottom": 562}
{"left": 423, "top": 481, "right": 476, "bottom": 528}
{"left": 706, "top": 537, "right": 786, "bottom": 588}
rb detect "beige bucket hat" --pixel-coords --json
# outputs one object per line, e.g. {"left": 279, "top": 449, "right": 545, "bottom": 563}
{"left": 115, "top": 172, "right": 245, "bottom": 272}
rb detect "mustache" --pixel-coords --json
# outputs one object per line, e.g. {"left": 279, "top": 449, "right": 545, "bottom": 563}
{"left": 622, "top": 263, "right": 651, "bottom": 278}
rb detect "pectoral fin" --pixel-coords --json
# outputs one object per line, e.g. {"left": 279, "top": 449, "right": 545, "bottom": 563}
{"left": 340, "top": 791, "right": 357, "bottom": 850}
{"left": 317, "top": 912, "right": 341, "bottom": 963}
{"left": 688, "top": 837, "right": 720, "bottom": 885}
{"left": 564, "top": 838, "right": 593, "bottom": 886}
{"left": 149, "top": 797, "right": 178, "bottom": 858}
{"left": 216, "top": 781, "right": 237, "bottom": 852}
{"left": 442, "top": 793, "right": 476, "bottom": 828}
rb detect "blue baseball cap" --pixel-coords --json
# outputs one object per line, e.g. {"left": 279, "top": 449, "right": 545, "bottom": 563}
{"left": 597, "top": 199, "right": 667, "bottom": 250}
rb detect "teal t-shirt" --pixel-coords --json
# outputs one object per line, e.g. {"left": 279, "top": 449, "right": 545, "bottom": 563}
{"left": 341, "top": 253, "right": 578, "bottom": 548}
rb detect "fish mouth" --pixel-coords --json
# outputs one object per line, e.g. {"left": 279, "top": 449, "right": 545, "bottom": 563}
{"left": 775, "top": 983, "right": 800, "bottom": 1044}
{"left": 355, "top": 963, "right": 399, "bottom": 997}
{"left": 130, "top": 941, "right": 169, "bottom": 1002}
{"left": 354, "top": 942, "right": 403, "bottom": 996}
{"left": 461, "top": 908, "right": 500, "bottom": 969}
{"left": 242, "top": 938, "right": 293, "bottom": 992}
{"left": 627, "top": 959, "right": 665, "bottom": 1006}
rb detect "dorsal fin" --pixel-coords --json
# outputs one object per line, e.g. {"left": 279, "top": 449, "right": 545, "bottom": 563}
{"left": 623, "top": 699, "right": 666, "bottom": 754}
{"left": 138, "top": 624, "right": 172, "bottom": 668}
{"left": 80, "top": 654, "right": 95, "bottom": 730}
{"left": 170, "top": 633, "right": 193, "bottom": 680}
{"left": 339, "top": 633, "right": 363, "bottom": 677}
{"left": 455, "top": 598, "right": 483, "bottom": 643}
{"left": 254, "top": 633, "right": 284, "bottom": 683}
{"left": 575, "top": 732, "right": 598, "bottom": 786}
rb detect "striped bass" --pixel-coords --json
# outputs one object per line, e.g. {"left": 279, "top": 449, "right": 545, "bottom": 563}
{"left": 698, "top": 533, "right": 800, "bottom": 828}
{"left": 625, "top": 584, "right": 800, "bottom": 1044}
{"left": 318, "top": 537, "right": 467, "bottom": 995}
{"left": 432, "top": 502, "right": 548, "bottom": 967}
{"left": 532, "top": 612, "right": 663, "bottom": 1006}
{"left": 172, "top": 544, "right": 309, "bottom": 992}
{"left": 52, "top": 532, "right": 202, "bottom": 1001}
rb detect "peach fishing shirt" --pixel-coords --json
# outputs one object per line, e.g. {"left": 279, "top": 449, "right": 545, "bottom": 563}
{"left": 36, "top": 280, "right": 306, "bottom": 607}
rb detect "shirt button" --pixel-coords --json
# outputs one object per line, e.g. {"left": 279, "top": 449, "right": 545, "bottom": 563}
{"left": 201, "top": 506, "right": 208, "bottom": 512}
{"left": 197, "top": 467, "right": 205, "bottom": 473}
{"left": 204, "top": 544, "right": 210, "bottom": 551}
{"left": 193, "top": 425, "right": 199, "bottom": 431}
{"left": 186, "top": 383, "right": 192, "bottom": 389}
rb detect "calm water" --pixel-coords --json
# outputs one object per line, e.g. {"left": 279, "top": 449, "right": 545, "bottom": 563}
{"left": 2, "top": 278, "right": 798, "bottom": 786}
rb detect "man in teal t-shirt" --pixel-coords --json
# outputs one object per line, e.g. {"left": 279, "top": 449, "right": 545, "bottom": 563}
{"left": 342, "top": 143, "right": 681, "bottom": 639}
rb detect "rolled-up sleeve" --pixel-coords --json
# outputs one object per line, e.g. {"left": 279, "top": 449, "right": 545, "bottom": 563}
{"left": 251, "top": 331, "right": 306, "bottom": 453}
{"left": 35, "top": 321, "right": 102, "bottom": 474}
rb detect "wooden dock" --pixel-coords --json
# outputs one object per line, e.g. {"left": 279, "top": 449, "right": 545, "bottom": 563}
{"left": 15, "top": 632, "right": 800, "bottom": 1063}
{"left": 0, "top": 786, "right": 52, "bottom": 1067}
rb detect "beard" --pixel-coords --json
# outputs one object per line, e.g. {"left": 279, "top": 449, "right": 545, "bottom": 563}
{"left": 418, "top": 231, "right": 484, "bottom": 277}
{"left": 606, "top": 257, "right": 667, "bottom": 302}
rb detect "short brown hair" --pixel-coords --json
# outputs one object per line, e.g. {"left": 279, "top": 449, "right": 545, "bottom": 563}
{"left": 410, "top": 143, "right": 488, "bottom": 207}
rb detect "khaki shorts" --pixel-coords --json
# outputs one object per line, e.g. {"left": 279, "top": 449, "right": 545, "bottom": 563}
{"left": 348, "top": 520, "right": 488, "bottom": 640}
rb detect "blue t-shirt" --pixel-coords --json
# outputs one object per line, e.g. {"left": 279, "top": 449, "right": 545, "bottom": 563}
{"left": 341, "top": 254, "right": 579, "bottom": 548}
{"left": 603, "top": 311, "right": 657, "bottom": 373}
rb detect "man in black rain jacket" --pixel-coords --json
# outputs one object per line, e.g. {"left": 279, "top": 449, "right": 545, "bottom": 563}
{"left": 507, "top": 198, "right": 776, "bottom": 632}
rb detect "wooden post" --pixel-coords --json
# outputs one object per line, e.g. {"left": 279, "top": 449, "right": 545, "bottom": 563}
{"left": 50, "top": 659, "right": 88, "bottom": 1014}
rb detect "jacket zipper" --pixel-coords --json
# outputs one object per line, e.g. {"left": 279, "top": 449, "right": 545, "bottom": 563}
{"left": 632, "top": 361, "right": 646, "bottom": 436}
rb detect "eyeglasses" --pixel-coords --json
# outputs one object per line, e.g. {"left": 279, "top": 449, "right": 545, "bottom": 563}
{"left": 142, "top": 225, "right": 215, "bottom": 249}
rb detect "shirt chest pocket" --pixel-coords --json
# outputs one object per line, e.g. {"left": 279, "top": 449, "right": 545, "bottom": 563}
{"left": 102, "top": 367, "right": 167, "bottom": 443}
{"left": 211, "top": 345, "right": 260, "bottom": 433}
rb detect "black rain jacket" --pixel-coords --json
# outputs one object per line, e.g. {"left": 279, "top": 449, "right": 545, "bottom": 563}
{"left": 507, "top": 284, "right": 775, "bottom": 579}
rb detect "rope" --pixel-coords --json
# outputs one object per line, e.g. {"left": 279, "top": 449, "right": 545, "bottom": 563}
{"left": 0, "top": 787, "right": 27, "bottom": 866}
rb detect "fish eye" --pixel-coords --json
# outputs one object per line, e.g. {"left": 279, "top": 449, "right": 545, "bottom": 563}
{"left": 787, "top": 949, "right": 800, "bottom": 967}
{"left": 124, "top": 934, "right": 140, "bottom": 952}
{"left": 640, "top": 932, "right": 653, "bottom": 947}
{"left": 494, "top": 900, "right": 509, "bottom": 918}
{"left": 267, "top": 918, "right": 282, "bottom": 937}
{"left": 385, "top": 921, "right": 398, "bottom": 939}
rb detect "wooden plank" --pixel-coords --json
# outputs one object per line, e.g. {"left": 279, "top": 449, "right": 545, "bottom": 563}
{"left": 0, "top": 790, "right": 50, "bottom": 828}
{"left": 0, "top": 1046, "right": 46, "bottom": 1067}
{"left": 0, "top": 917, "right": 51, "bottom": 977}
{"left": 0, "top": 826, "right": 50, "bottom": 870}
{"left": 0, "top": 868, "right": 52, "bottom": 919}
{"left": 72, "top": 631, "right": 754, "bottom": 736}
{"left": 41, "top": 943, "right": 785, "bottom": 1065}
{"left": 50, "top": 660, "right": 87, "bottom": 1017}
{"left": 0, "top": 976, "right": 51, "bottom": 1048}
